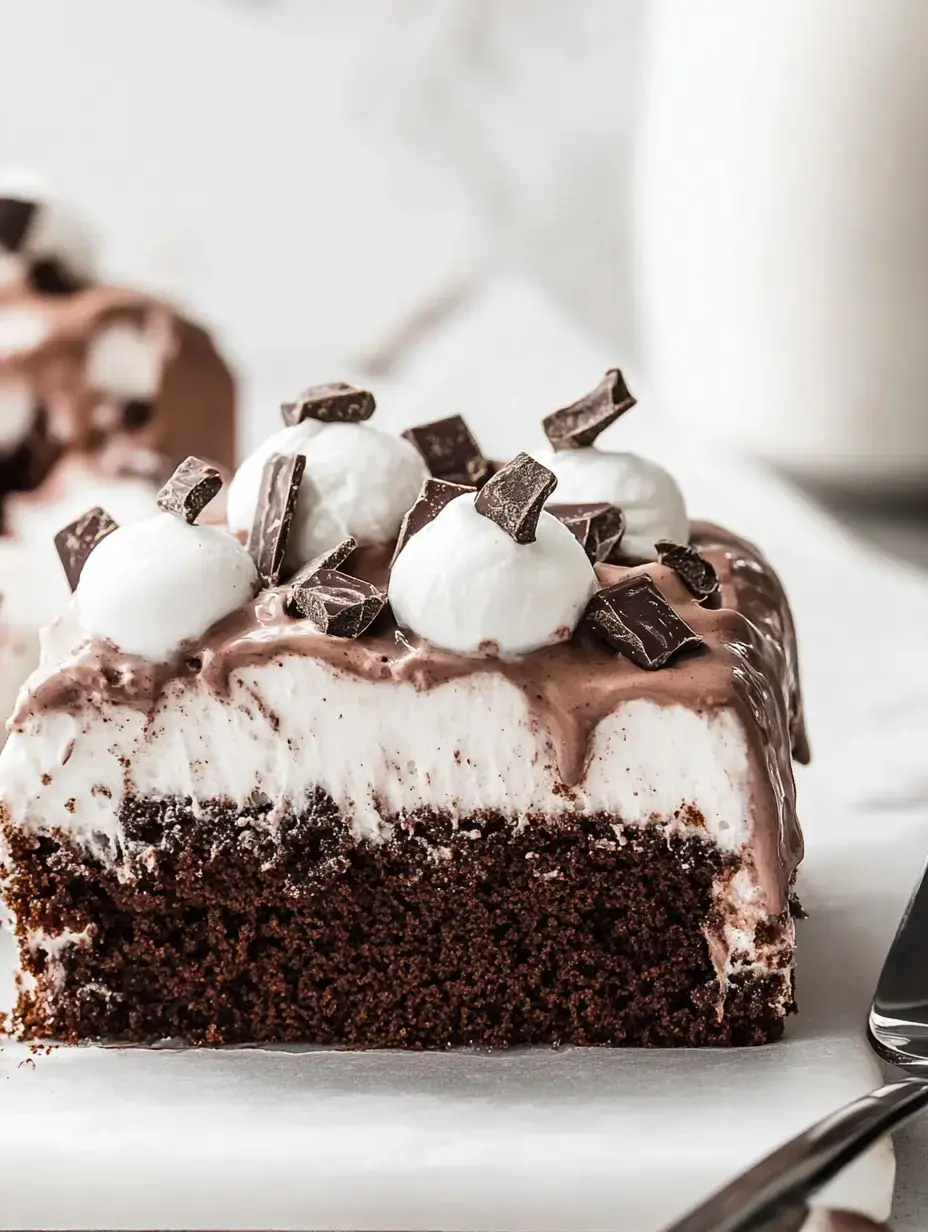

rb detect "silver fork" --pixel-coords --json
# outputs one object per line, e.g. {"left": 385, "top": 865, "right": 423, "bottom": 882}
{"left": 661, "top": 853, "right": 928, "bottom": 1231}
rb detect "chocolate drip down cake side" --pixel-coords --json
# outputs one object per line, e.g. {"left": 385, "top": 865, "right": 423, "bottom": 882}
{"left": 0, "top": 372, "right": 807, "bottom": 1046}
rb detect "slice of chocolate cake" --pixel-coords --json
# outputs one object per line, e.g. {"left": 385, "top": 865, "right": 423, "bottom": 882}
{"left": 0, "top": 381, "right": 804, "bottom": 1047}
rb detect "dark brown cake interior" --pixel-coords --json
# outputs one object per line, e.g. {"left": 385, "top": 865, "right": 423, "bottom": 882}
{"left": 4, "top": 795, "right": 794, "bottom": 1047}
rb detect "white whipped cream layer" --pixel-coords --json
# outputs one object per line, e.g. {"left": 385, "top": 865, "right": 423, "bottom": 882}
{"left": 2, "top": 655, "right": 757, "bottom": 860}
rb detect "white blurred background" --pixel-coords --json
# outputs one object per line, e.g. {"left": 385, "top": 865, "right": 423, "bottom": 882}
{"left": 3, "top": 0, "right": 928, "bottom": 549}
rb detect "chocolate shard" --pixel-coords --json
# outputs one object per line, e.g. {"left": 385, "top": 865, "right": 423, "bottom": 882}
{"left": 281, "top": 382, "right": 375, "bottom": 426}
{"left": 473, "top": 452, "right": 557, "bottom": 545}
{"left": 289, "top": 568, "right": 386, "bottom": 638}
{"left": 156, "top": 455, "right": 223, "bottom": 524}
{"left": 54, "top": 506, "right": 118, "bottom": 592}
{"left": 542, "top": 369, "right": 636, "bottom": 451}
{"left": 584, "top": 574, "right": 703, "bottom": 670}
{"left": 548, "top": 502, "right": 626, "bottom": 564}
{"left": 28, "top": 257, "right": 86, "bottom": 296}
{"left": 656, "top": 539, "right": 722, "bottom": 609}
{"left": 286, "top": 537, "right": 358, "bottom": 602}
{"left": 248, "top": 452, "right": 306, "bottom": 589}
{"left": 0, "top": 198, "right": 35, "bottom": 252}
{"left": 391, "top": 477, "right": 473, "bottom": 567}
{"left": 402, "top": 414, "right": 491, "bottom": 488}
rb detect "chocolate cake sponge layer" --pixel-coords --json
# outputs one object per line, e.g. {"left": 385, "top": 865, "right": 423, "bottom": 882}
{"left": 4, "top": 797, "right": 795, "bottom": 1047}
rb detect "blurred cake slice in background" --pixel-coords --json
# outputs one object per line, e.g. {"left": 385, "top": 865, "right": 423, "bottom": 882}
{"left": 0, "top": 173, "right": 236, "bottom": 737}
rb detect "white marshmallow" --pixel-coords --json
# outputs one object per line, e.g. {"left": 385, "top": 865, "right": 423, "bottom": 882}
{"left": 0, "top": 375, "right": 37, "bottom": 455}
{"left": 227, "top": 420, "right": 428, "bottom": 567}
{"left": 536, "top": 446, "right": 689, "bottom": 561}
{"left": 76, "top": 513, "right": 257, "bottom": 661}
{"left": 85, "top": 320, "right": 162, "bottom": 399}
{"left": 389, "top": 492, "right": 598, "bottom": 657}
{"left": 0, "top": 309, "right": 49, "bottom": 359}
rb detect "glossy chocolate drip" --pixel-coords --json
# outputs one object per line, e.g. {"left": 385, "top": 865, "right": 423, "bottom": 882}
{"left": 12, "top": 521, "right": 803, "bottom": 911}
{"left": 691, "top": 521, "right": 809, "bottom": 763}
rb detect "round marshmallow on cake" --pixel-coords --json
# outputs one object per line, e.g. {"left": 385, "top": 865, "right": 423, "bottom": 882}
{"left": 389, "top": 492, "right": 598, "bottom": 657}
{"left": 227, "top": 419, "right": 428, "bottom": 566}
{"left": 537, "top": 445, "right": 688, "bottom": 561}
{"left": 76, "top": 513, "right": 257, "bottom": 661}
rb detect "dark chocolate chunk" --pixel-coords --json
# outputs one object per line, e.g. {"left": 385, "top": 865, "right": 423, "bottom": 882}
{"left": 156, "top": 456, "right": 223, "bottom": 524}
{"left": 548, "top": 502, "right": 626, "bottom": 564}
{"left": 28, "top": 257, "right": 85, "bottom": 296}
{"left": 391, "top": 477, "right": 473, "bottom": 567}
{"left": 286, "top": 537, "right": 358, "bottom": 604}
{"left": 585, "top": 574, "right": 703, "bottom": 670}
{"left": 281, "top": 382, "right": 375, "bottom": 426}
{"left": 656, "top": 539, "right": 722, "bottom": 609}
{"left": 474, "top": 452, "right": 557, "bottom": 544}
{"left": 248, "top": 452, "right": 306, "bottom": 589}
{"left": 542, "top": 369, "right": 636, "bottom": 451}
{"left": 122, "top": 399, "right": 155, "bottom": 430}
{"left": 402, "top": 415, "right": 491, "bottom": 487}
{"left": 0, "top": 198, "right": 35, "bottom": 252}
{"left": 289, "top": 568, "right": 386, "bottom": 638}
{"left": 54, "top": 506, "right": 118, "bottom": 591}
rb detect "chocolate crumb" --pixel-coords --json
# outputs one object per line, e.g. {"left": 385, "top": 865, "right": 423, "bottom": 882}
{"left": 54, "top": 506, "right": 118, "bottom": 591}
{"left": 548, "top": 502, "right": 626, "bottom": 563}
{"left": 281, "top": 382, "right": 375, "bottom": 426}
{"left": 156, "top": 456, "right": 223, "bottom": 524}
{"left": 289, "top": 569, "right": 386, "bottom": 638}
{"left": 542, "top": 369, "right": 636, "bottom": 451}
{"left": 585, "top": 574, "right": 703, "bottom": 670}
{"left": 248, "top": 453, "right": 306, "bottom": 589}
{"left": 656, "top": 539, "right": 722, "bottom": 608}
{"left": 391, "top": 478, "right": 472, "bottom": 567}
{"left": 474, "top": 452, "right": 556, "bottom": 545}
{"left": 402, "top": 415, "right": 491, "bottom": 487}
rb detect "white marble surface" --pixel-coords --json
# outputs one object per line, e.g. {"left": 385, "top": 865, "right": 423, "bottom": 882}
{"left": 3, "top": 283, "right": 928, "bottom": 1228}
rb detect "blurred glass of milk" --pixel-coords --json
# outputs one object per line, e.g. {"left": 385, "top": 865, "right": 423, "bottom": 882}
{"left": 637, "top": 0, "right": 928, "bottom": 493}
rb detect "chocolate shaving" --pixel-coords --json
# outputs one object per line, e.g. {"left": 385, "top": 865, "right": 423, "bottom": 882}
{"left": 402, "top": 415, "right": 491, "bottom": 487}
{"left": 656, "top": 539, "right": 722, "bottom": 609}
{"left": 548, "top": 502, "right": 626, "bottom": 564}
{"left": 473, "top": 452, "right": 556, "bottom": 545}
{"left": 391, "top": 478, "right": 473, "bottom": 567}
{"left": 248, "top": 453, "right": 306, "bottom": 589}
{"left": 156, "top": 456, "right": 223, "bottom": 524}
{"left": 585, "top": 574, "right": 703, "bottom": 670}
{"left": 281, "top": 382, "right": 375, "bottom": 426}
{"left": 54, "top": 506, "right": 118, "bottom": 592}
{"left": 28, "top": 257, "right": 85, "bottom": 296}
{"left": 286, "top": 537, "right": 357, "bottom": 606}
{"left": 0, "top": 198, "right": 35, "bottom": 252}
{"left": 542, "top": 369, "right": 636, "bottom": 451}
{"left": 289, "top": 568, "right": 386, "bottom": 638}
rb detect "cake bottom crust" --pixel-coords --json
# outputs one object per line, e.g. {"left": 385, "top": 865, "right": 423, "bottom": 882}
{"left": 3, "top": 796, "right": 795, "bottom": 1047}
